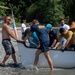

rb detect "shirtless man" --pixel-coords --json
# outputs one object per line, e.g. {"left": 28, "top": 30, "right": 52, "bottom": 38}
{"left": 1, "top": 16, "right": 18, "bottom": 66}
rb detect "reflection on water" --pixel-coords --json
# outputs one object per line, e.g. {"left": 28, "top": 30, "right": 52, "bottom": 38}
{"left": 0, "top": 30, "right": 75, "bottom": 75}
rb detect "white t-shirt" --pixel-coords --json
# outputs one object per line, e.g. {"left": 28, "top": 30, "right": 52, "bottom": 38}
{"left": 58, "top": 24, "right": 70, "bottom": 30}
{"left": 21, "top": 23, "right": 27, "bottom": 33}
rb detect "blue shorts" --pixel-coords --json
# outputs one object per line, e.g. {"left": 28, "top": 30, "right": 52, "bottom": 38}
{"left": 38, "top": 41, "right": 49, "bottom": 52}
{"left": 2, "top": 39, "right": 15, "bottom": 55}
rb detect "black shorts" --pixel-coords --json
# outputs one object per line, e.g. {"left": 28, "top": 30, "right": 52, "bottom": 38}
{"left": 38, "top": 41, "right": 49, "bottom": 52}
{"left": 2, "top": 39, "right": 15, "bottom": 55}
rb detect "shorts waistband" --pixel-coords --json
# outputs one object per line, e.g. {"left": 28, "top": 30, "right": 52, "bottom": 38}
{"left": 2, "top": 39, "right": 11, "bottom": 41}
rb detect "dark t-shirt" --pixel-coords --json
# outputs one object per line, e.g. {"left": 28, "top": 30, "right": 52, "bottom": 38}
{"left": 49, "top": 29, "right": 57, "bottom": 45}
{"left": 30, "top": 24, "right": 49, "bottom": 43}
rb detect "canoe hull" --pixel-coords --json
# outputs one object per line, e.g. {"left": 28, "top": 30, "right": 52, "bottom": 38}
{"left": 17, "top": 41, "right": 75, "bottom": 68}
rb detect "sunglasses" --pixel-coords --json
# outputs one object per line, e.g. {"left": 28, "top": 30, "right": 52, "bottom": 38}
{"left": 7, "top": 19, "right": 11, "bottom": 21}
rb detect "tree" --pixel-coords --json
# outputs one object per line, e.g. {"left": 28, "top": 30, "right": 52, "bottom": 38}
{"left": 0, "top": 1, "right": 6, "bottom": 16}
{"left": 27, "top": 0, "right": 64, "bottom": 26}
{"left": 62, "top": 0, "right": 75, "bottom": 21}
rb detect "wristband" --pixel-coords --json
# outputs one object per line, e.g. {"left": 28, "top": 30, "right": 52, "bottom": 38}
{"left": 12, "top": 24, "right": 16, "bottom": 28}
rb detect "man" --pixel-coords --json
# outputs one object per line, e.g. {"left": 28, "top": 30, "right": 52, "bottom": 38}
{"left": 24, "top": 19, "right": 53, "bottom": 71}
{"left": 46, "top": 24, "right": 58, "bottom": 49}
{"left": 66, "top": 20, "right": 75, "bottom": 49}
{"left": 21, "top": 19, "right": 27, "bottom": 39}
{"left": 1, "top": 16, "right": 18, "bottom": 66}
{"left": 58, "top": 19, "right": 70, "bottom": 47}
{"left": 53, "top": 28, "right": 73, "bottom": 49}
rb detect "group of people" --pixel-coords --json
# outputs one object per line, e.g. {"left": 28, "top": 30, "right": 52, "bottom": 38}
{"left": 1, "top": 16, "right": 75, "bottom": 71}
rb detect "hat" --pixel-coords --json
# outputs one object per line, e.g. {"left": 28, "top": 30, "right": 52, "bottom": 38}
{"left": 46, "top": 24, "right": 52, "bottom": 29}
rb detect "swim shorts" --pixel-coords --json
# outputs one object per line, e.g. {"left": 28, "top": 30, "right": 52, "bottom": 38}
{"left": 38, "top": 41, "right": 49, "bottom": 52}
{"left": 2, "top": 39, "right": 15, "bottom": 55}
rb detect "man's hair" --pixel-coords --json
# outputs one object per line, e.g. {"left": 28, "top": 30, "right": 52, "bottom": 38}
{"left": 59, "top": 19, "right": 64, "bottom": 22}
{"left": 21, "top": 19, "right": 26, "bottom": 23}
{"left": 4, "top": 16, "right": 10, "bottom": 22}
{"left": 59, "top": 28, "right": 65, "bottom": 33}
{"left": 24, "top": 28, "right": 30, "bottom": 37}
{"left": 32, "top": 19, "right": 39, "bottom": 25}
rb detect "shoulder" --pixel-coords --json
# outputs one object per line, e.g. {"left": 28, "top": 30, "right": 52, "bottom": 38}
{"left": 52, "top": 29, "right": 56, "bottom": 32}
{"left": 3, "top": 23, "right": 9, "bottom": 29}
{"left": 64, "top": 24, "right": 70, "bottom": 27}
{"left": 67, "top": 30, "right": 73, "bottom": 36}
{"left": 51, "top": 29, "right": 56, "bottom": 34}
{"left": 21, "top": 23, "right": 26, "bottom": 26}
{"left": 68, "top": 30, "right": 73, "bottom": 33}
{"left": 58, "top": 26, "right": 62, "bottom": 30}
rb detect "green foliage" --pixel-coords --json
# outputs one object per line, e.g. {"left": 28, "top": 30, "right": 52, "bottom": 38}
{"left": 0, "top": 1, "right": 6, "bottom": 16}
{"left": 27, "top": 0, "right": 64, "bottom": 26}
{"left": 62, "top": 0, "right": 75, "bottom": 21}
{"left": 0, "top": 0, "right": 75, "bottom": 27}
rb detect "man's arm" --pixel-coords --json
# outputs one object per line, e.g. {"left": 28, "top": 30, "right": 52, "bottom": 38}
{"left": 61, "top": 40, "right": 70, "bottom": 49}
{"left": 51, "top": 39, "right": 57, "bottom": 48}
{"left": 23, "top": 32, "right": 32, "bottom": 42}
{"left": 52, "top": 38, "right": 61, "bottom": 49}
{"left": 52, "top": 41, "right": 60, "bottom": 49}
{"left": 52, "top": 34, "right": 61, "bottom": 49}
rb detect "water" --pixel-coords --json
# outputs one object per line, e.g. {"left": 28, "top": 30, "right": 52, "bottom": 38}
{"left": 0, "top": 30, "right": 75, "bottom": 75}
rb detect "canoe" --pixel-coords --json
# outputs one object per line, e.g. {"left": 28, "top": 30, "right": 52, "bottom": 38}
{"left": 17, "top": 40, "right": 75, "bottom": 68}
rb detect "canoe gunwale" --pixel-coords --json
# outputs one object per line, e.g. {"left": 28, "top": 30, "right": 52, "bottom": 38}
{"left": 17, "top": 40, "right": 75, "bottom": 52}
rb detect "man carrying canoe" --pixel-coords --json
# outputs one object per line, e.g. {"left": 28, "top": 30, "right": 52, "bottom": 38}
{"left": 23, "top": 19, "right": 53, "bottom": 71}
{"left": 53, "top": 28, "right": 73, "bottom": 50}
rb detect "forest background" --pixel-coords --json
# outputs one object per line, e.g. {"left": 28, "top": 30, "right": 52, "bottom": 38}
{"left": 0, "top": 0, "right": 75, "bottom": 27}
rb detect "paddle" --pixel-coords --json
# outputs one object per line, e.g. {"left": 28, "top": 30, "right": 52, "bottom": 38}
{"left": 11, "top": 8, "right": 18, "bottom": 39}
{"left": 0, "top": 6, "right": 18, "bottom": 39}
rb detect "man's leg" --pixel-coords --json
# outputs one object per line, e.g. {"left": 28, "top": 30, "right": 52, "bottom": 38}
{"left": 43, "top": 51, "right": 53, "bottom": 71}
{"left": 61, "top": 37, "right": 67, "bottom": 47}
{"left": 12, "top": 53, "right": 17, "bottom": 64}
{"left": 11, "top": 42, "right": 17, "bottom": 64}
{"left": 2, "top": 54, "right": 10, "bottom": 65}
{"left": 34, "top": 50, "right": 42, "bottom": 66}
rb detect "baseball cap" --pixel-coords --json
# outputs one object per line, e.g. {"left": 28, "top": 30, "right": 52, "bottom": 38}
{"left": 46, "top": 24, "right": 52, "bottom": 29}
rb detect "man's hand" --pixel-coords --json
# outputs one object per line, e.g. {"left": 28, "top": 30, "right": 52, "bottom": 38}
{"left": 37, "top": 45, "right": 40, "bottom": 48}
{"left": 61, "top": 46, "right": 65, "bottom": 50}
{"left": 52, "top": 47, "right": 56, "bottom": 49}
